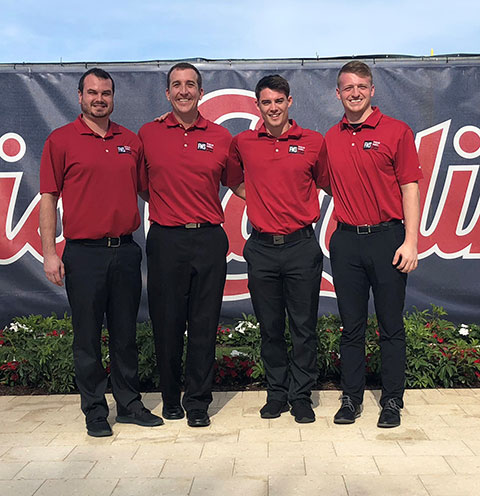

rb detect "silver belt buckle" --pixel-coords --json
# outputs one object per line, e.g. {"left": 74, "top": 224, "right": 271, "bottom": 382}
{"left": 273, "top": 235, "right": 285, "bottom": 245}
{"left": 185, "top": 223, "right": 200, "bottom": 229}
{"left": 107, "top": 237, "right": 121, "bottom": 247}
{"left": 356, "top": 225, "right": 371, "bottom": 235}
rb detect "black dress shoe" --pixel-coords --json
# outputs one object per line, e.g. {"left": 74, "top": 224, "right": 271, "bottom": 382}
{"left": 333, "top": 395, "right": 363, "bottom": 424}
{"left": 290, "top": 399, "right": 315, "bottom": 424}
{"left": 187, "top": 409, "right": 210, "bottom": 427}
{"left": 259, "top": 400, "right": 289, "bottom": 419}
{"left": 86, "top": 418, "right": 112, "bottom": 437}
{"left": 162, "top": 404, "right": 185, "bottom": 420}
{"left": 116, "top": 407, "right": 164, "bottom": 427}
{"left": 377, "top": 398, "right": 401, "bottom": 428}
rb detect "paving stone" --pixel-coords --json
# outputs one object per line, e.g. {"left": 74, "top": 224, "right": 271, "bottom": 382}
{"left": 420, "top": 474, "right": 480, "bottom": 496}
{"left": 112, "top": 477, "right": 192, "bottom": 496}
{"left": 33, "top": 420, "right": 86, "bottom": 433}
{"left": 161, "top": 458, "right": 234, "bottom": 478}
{"left": 0, "top": 445, "right": 10, "bottom": 456}
{"left": 113, "top": 430, "right": 179, "bottom": 444}
{"left": 375, "top": 455, "right": 454, "bottom": 474}
{"left": 15, "top": 408, "right": 64, "bottom": 422}
{"left": 66, "top": 444, "right": 139, "bottom": 461}
{"left": 345, "top": 475, "right": 429, "bottom": 495}
{"left": 0, "top": 480, "right": 44, "bottom": 496}
{"left": 269, "top": 475, "right": 347, "bottom": 496}
{"left": 441, "top": 414, "right": 480, "bottom": 427}
{"left": 0, "top": 421, "right": 42, "bottom": 433}
{"left": 201, "top": 441, "right": 267, "bottom": 459}
{"left": 234, "top": 456, "right": 305, "bottom": 477}
{"left": 15, "top": 461, "right": 94, "bottom": 479}
{"left": 404, "top": 404, "right": 465, "bottom": 415}
{"left": 445, "top": 455, "right": 480, "bottom": 474}
{"left": 333, "top": 440, "right": 403, "bottom": 456}
{"left": 459, "top": 404, "right": 480, "bottom": 415}
{"left": 0, "top": 461, "right": 27, "bottom": 479}
{"left": 269, "top": 441, "right": 335, "bottom": 458}
{"left": 361, "top": 426, "right": 429, "bottom": 441}
{"left": 398, "top": 440, "right": 473, "bottom": 456}
{"left": 305, "top": 455, "right": 378, "bottom": 475}
{"left": 176, "top": 429, "right": 239, "bottom": 444}
{"left": 300, "top": 426, "right": 365, "bottom": 441}
{"left": 88, "top": 459, "right": 165, "bottom": 478}
{"left": 34, "top": 478, "right": 118, "bottom": 496}
{"left": 463, "top": 440, "right": 480, "bottom": 455}
{"left": 239, "top": 428, "right": 301, "bottom": 443}
{"left": 48, "top": 432, "right": 116, "bottom": 446}
{"left": 400, "top": 415, "right": 450, "bottom": 428}
{"left": 2, "top": 446, "right": 75, "bottom": 461}
{"left": 190, "top": 476, "right": 267, "bottom": 496}
{"left": 2, "top": 410, "right": 30, "bottom": 422}
{"left": 0, "top": 432, "right": 57, "bottom": 447}
{"left": 134, "top": 443, "right": 203, "bottom": 460}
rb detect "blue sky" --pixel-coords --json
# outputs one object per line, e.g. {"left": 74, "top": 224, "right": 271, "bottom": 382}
{"left": 0, "top": 0, "right": 478, "bottom": 63}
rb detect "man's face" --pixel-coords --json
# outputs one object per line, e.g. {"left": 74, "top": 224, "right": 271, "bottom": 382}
{"left": 256, "top": 88, "right": 292, "bottom": 133}
{"left": 166, "top": 68, "right": 204, "bottom": 117}
{"left": 78, "top": 74, "right": 114, "bottom": 119}
{"left": 336, "top": 72, "right": 375, "bottom": 118}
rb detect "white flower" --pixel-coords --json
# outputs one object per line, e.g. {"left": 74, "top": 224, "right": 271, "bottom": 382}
{"left": 458, "top": 324, "right": 470, "bottom": 336}
{"left": 230, "top": 350, "right": 248, "bottom": 357}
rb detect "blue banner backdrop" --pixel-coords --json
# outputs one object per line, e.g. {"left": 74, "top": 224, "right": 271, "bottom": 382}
{"left": 0, "top": 57, "right": 479, "bottom": 324}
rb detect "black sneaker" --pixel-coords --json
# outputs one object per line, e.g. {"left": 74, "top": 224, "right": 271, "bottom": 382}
{"left": 377, "top": 398, "right": 402, "bottom": 428}
{"left": 333, "top": 395, "right": 363, "bottom": 424}
{"left": 86, "top": 418, "right": 112, "bottom": 437}
{"left": 290, "top": 399, "right": 315, "bottom": 424}
{"left": 259, "top": 400, "right": 289, "bottom": 419}
{"left": 116, "top": 407, "right": 164, "bottom": 427}
{"left": 187, "top": 409, "right": 210, "bottom": 427}
{"left": 162, "top": 403, "right": 185, "bottom": 420}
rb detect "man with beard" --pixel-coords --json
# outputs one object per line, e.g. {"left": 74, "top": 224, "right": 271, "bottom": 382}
{"left": 40, "top": 68, "right": 163, "bottom": 437}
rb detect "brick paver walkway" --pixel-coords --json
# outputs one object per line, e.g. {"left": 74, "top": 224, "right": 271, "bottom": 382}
{"left": 1, "top": 389, "right": 479, "bottom": 495}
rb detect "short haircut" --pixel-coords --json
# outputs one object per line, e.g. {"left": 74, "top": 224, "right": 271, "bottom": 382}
{"left": 255, "top": 74, "right": 290, "bottom": 100}
{"left": 337, "top": 61, "right": 373, "bottom": 87}
{"left": 167, "top": 62, "right": 202, "bottom": 89}
{"left": 78, "top": 68, "right": 115, "bottom": 94}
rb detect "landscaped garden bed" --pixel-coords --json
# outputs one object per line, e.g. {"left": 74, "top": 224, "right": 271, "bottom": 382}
{"left": 1, "top": 305, "right": 479, "bottom": 394}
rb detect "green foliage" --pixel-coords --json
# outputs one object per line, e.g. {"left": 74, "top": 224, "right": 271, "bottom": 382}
{"left": 0, "top": 306, "right": 479, "bottom": 393}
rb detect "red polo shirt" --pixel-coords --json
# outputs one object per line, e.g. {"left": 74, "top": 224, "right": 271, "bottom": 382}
{"left": 40, "top": 115, "right": 145, "bottom": 239}
{"left": 226, "top": 120, "right": 328, "bottom": 235}
{"left": 325, "top": 107, "right": 423, "bottom": 226}
{"left": 138, "top": 113, "right": 232, "bottom": 226}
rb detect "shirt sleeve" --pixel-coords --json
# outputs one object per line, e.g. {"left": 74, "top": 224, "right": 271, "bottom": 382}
{"left": 39, "top": 134, "right": 64, "bottom": 195}
{"left": 224, "top": 135, "right": 245, "bottom": 188}
{"left": 394, "top": 126, "right": 423, "bottom": 185}
{"left": 136, "top": 140, "right": 148, "bottom": 193}
{"left": 312, "top": 136, "right": 330, "bottom": 189}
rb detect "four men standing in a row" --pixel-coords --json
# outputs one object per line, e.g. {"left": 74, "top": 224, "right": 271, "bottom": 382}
{"left": 39, "top": 61, "right": 421, "bottom": 436}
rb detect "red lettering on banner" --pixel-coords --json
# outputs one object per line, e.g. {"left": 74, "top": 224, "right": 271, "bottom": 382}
{"left": 416, "top": 121, "right": 480, "bottom": 259}
{"left": 0, "top": 173, "right": 64, "bottom": 264}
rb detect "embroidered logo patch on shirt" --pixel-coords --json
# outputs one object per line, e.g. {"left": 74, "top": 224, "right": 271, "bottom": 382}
{"left": 197, "top": 142, "right": 214, "bottom": 152}
{"left": 288, "top": 145, "right": 305, "bottom": 154}
{"left": 363, "top": 140, "right": 380, "bottom": 150}
{"left": 117, "top": 145, "right": 132, "bottom": 154}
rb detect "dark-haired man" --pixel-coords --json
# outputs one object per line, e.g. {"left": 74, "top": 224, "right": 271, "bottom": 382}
{"left": 138, "top": 62, "right": 231, "bottom": 427}
{"left": 40, "top": 68, "right": 163, "bottom": 437}
{"left": 226, "top": 75, "right": 329, "bottom": 423}
{"left": 325, "top": 61, "right": 422, "bottom": 428}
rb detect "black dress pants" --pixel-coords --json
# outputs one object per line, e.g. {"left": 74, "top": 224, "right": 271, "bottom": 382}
{"left": 63, "top": 240, "right": 143, "bottom": 423}
{"left": 146, "top": 224, "right": 228, "bottom": 412}
{"left": 243, "top": 232, "right": 322, "bottom": 403}
{"left": 329, "top": 223, "right": 407, "bottom": 408}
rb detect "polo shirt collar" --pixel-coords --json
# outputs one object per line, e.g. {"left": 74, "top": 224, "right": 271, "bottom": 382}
{"left": 340, "top": 106, "right": 382, "bottom": 130}
{"left": 257, "top": 119, "right": 303, "bottom": 139}
{"left": 73, "top": 114, "right": 121, "bottom": 138}
{"left": 165, "top": 111, "right": 208, "bottom": 130}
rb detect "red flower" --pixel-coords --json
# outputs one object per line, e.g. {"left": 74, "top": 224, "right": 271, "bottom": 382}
{"left": 475, "top": 371, "right": 480, "bottom": 378}
{"left": 0, "top": 340, "right": 4, "bottom": 346}
{"left": 473, "top": 359, "right": 480, "bottom": 364}
{"left": 10, "top": 373, "right": 19, "bottom": 382}
{"left": 425, "top": 322, "right": 431, "bottom": 328}
{"left": 246, "top": 368, "right": 253, "bottom": 377}
{"left": 437, "top": 337, "right": 444, "bottom": 343}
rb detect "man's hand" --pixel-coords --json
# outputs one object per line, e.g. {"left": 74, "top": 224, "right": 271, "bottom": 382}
{"left": 154, "top": 112, "right": 171, "bottom": 122}
{"left": 43, "top": 253, "right": 65, "bottom": 286}
{"left": 392, "top": 241, "right": 418, "bottom": 273}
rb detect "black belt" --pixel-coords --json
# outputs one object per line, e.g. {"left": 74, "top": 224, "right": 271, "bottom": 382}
{"left": 251, "top": 225, "right": 313, "bottom": 245}
{"left": 67, "top": 234, "right": 133, "bottom": 247}
{"left": 156, "top": 222, "right": 218, "bottom": 229}
{"left": 337, "top": 219, "right": 402, "bottom": 235}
